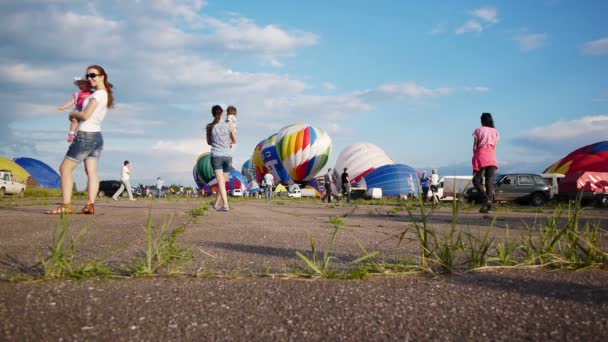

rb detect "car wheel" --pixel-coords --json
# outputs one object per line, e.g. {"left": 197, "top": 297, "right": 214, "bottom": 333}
{"left": 0, "top": 187, "right": 5, "bottom": 197}
{"left": 19, "top": 189, "right": 24, "bottom": 198}
{"left": 98, "top": 190, "right": 105, "bottom": 198}
{"left": 530, "top": 192, "right": 546, "bottom": 206}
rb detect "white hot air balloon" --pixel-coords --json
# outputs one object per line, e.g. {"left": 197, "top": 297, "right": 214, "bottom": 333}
{"left": 334, "top": 142, "right": 394, "bottom": 191}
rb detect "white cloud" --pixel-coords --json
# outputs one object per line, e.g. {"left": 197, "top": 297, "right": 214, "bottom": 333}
{"left": 456, "top": 7, "right": 498, "bottom": 34}
{"left": 456, "top": 20, "right": 483, "bottom": 34}
{"left": 471, "top": 7, "right": 498, "bottom": 24}
{"left": 322, "top": 82, "right": 336, "bottom": 91}
{"left": 514, "top": 33, "right": 547, "bottom": 51}
{"left": 519, "top": 115, "right": 608, "bottom": 141}
{"left": 515, "top": 115, "right": 608, "bottom": 159}
{"left": 374, "top": 82, "right": 489, "bottom": 99}
{"left": 581, "top": 37, "right": 608, "bottom": 56}
{"left": 153, "top": 138, "right": 209, "bottom": 156}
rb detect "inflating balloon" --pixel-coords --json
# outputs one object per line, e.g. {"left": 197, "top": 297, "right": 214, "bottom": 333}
{"left": 544, "top": 141, "right": 608, "bottom": 175}
{"left": 195, "top": 152, "right": 215, "bottom": 186}
{"left": 363, "top": 163, "right": 418, "bottom": 197}
{"left": 13, "top": 157, "right": 61, "bottom": 188}
{"left": 261, "top": 134, "right": 293, "bottom": 184}
{"left": 275, "top": 124, "right": 332, "bottom": 182}
{"left": 334, "top": 143, "right": 394, "bottom": 185}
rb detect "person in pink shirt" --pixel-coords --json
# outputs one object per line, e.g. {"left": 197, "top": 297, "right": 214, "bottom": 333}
{"left": 472, "top": 112, "right": 500, "bottom": 213}
{"left": 57, "top": 77, "right": 93, "bottom": 142}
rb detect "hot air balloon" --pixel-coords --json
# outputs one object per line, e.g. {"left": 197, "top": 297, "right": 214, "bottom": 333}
{"left": 275, "top": 124, "right": 332, "bottom": 182}
{"left": 0, "top": 156, "right": 38, "bottom": 186}
{"left": 334, "top": 143, "right": 394, "bottom": 185}
{"left": 251, "top": 138, "right": 269, "bottom": 183}
{"left": 204, "top": 170, "right": 247, "bottom": 193}
{"left": 193, "top": 165, "right": 204, "bottom": 189}
{"left": 13, "top": 157, "right": 61, "bottom": 188}
{"left": 261, "top": 133, "right": 294, "bottom": 184}
{"left": 194, "top": 152, "right": 215, "bottom": 186}
{"left": 544, "top": 141, "right": 608, "bottom": 176}
{"left": 363, "top": 164, "right": 419, "bottom": 197}
{"left": 241, "top": 159, "right": 255, "bottom": 182}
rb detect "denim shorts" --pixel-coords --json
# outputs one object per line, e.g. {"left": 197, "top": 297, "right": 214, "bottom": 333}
{"left": 211, "top": 155, "right": 232, "bottom": 173}
{"left": 65, "top": 131, "right": 104, "bottom": 163}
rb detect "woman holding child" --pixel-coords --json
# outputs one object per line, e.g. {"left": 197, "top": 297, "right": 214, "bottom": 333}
{"left": 47, "top": 65, "right": 114, "bottom": 215}
{"left": 206, "top": 105, "right": 238, "bottom": 211}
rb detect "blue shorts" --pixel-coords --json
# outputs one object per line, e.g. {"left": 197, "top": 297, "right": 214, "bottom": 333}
{"left": 65, "top": 131, "right": 104, "bottom": 163}
{"left": 211, "top": 155, "right": 232, "bottom": 173}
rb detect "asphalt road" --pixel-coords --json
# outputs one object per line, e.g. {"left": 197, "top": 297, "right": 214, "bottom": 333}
{"left": 0, "top": 198, "right": 607, "bottom": 340}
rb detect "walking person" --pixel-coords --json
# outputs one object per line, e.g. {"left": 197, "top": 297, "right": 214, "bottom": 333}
{"left": 341, "top": 167, "right": 351, "bottom": 203}
{"left": 155, "top": 177, "right": 164, "bottom": 199}
{"left": 430, "top": 168, "right": 440, "bottom": 206}
{"left": 263, "top": 170, "right": 275, "bottom": 202}
{"left": 419, "top": 172, "right": 430, "bottom": 203}
{"left": 47, "top": 65, "right": 114, "bottom": 215}
{"left": 323, "top": 168, "right": 334, "bottom": 203}
{"left": 112, "top": 160, "right": 135, "bottom": 201}
{"left": 472, "top": 112, "right": 500, "bottom": 213}
{"left": 206, "top": 105, "right": 237, "bottom": 211}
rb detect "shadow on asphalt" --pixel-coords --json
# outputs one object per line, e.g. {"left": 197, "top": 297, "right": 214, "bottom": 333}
{"left": 203, "top": 241, "right": 362, "bottom": 263}
{"left": 450, "top": 272, "right": 608, "bottom": 305}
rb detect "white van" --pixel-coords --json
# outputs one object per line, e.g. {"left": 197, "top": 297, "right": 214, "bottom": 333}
{"left": 288, "top": 189, "right": 302, "bottom": 198}
{"left": 540, "top": 173, "right": 565, "bottom": 199}
{"left": 440, "top": 176, "right": 474, "bottom": 200}
{"left": 366, "top": 187, "right": 382, "bottom": 199}
{"left": 230, "top": 189, "right": 243, "bottom": 197}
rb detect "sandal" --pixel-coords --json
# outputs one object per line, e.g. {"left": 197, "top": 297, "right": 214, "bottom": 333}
{"left": 79, "top": 203, "right": 95, "bottom": 215}
{"left": 47, "top": 204, "right": 73, "bottom": 215}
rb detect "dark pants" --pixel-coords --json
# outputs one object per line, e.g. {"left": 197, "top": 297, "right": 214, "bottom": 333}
{"left": 473, "top": 166, "right": 497, "bottom": 204}
{"left": 342, "top": 183, "right": 351, "bottom": 203}
{"left": 324, "top": 183, "right": 332, "bottom": 202}
{"left": 421, "top": 187, "right": 429, "bottom": 202}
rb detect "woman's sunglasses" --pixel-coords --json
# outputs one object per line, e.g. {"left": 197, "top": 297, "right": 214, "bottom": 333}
{"left": 86, "top": 73, "right": 101, "bottom": 79}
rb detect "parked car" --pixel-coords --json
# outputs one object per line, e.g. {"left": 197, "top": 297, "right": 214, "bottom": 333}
{"left": 98, "top": 180, "right": 136, "bottom": 198}
{"left": 230, "top": 189, "right": 243, "bottom": 197}
{"left": 465, "top": 173, "right": 551, "bottom": 206}
{"left": 0, "top": 170, "right": 26, "bottom": 197}
{"left": 287, "top": 189, "right": 302, "bottom": 198}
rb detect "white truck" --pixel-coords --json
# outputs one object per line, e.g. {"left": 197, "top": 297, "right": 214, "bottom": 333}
{"left": 438, "top": 176, "right": 474, "bottom": 201}
{"left": 300, "top": 188, "right": 317, "bottom": 197}
{"left": 0, "top": 170, "right": 26, "bottom": 197}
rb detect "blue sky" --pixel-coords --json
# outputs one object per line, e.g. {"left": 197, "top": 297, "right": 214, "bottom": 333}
{"left": 0, "top": 0, "right": 607, "bottom": 188}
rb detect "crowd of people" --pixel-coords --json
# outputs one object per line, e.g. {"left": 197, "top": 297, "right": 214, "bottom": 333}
{"left": 47, "top": 65, "right": 499, "bottom": 215}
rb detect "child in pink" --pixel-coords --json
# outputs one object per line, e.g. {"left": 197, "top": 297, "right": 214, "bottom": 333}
{"left": 57, "top": 77, "right": 93, "bottom": 142}
{"left": 472, "top": 112, "right": 500, "bottom": 213}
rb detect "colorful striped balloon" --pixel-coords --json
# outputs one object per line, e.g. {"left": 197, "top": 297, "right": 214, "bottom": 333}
{"left": 194, "top": 152, "right": 215, "bottom": 186}
{"left": 261, "top": 134, "right": 293, "bottom": 185}
{"left": 251, "top": 138, "right": 268, "bottom": 183}
{"left": 275, "top": 124, "right": 332, "bottom": 182}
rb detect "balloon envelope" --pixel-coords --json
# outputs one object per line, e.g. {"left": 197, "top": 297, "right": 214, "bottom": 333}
{"left": 241, "top": 159, "right": 255, "bottom": 182}
{"left": 13, "top": 157, "right": 61, "bottom": 188}
{"left": 205, "top": 170, "right": 247, "bottom": 192}
{"left": 0, "top": 156, "right": 37, "bottom": 186}
{"left": 195, "top": 152, "right": 215, "bottom": 186}
{"left": 251, "top": 139, "right": 269, "bottom": 183}
{"left": 363, "top": 164, "right": 419, "bottom": 197}
{"left": 275, "top": 124, "right": 332, "bottom": 182}
{"left": 544, "top": 141, "right": 608, "bottom": 175}
{"left": 334, "top": 143, "right": 394, "bottom": 185}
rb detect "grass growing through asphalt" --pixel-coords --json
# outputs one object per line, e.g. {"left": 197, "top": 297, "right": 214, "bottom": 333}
{"left": 135, "top": 211, "right": 193, "bottom": 276}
